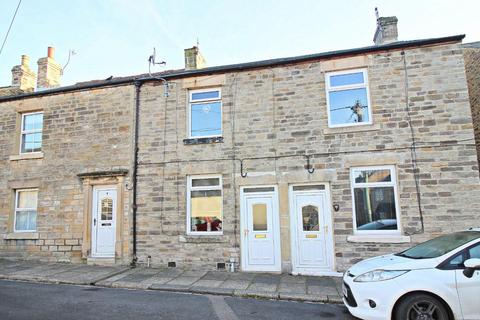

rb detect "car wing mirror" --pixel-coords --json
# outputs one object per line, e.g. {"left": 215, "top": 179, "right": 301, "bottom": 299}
{"left": 463, "top": 258, "right": 480, "bottom": 278}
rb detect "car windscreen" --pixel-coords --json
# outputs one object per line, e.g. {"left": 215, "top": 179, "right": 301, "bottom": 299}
{"left": 396, "top": 231, "right": 480, "bottom": 259}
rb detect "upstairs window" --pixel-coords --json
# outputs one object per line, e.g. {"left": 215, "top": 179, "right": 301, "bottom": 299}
{"left": 188, "top": 89, "right": 222, "bottom": 138}
{"left": 350, "top": 166, "right": 400, "bottom": 234}
{"left": 325, "top": 69, "right": 371, "bottom": 127}
{"left": 187, "top": 175, "right": 223, "bottom": 235}
{"left": 14, "top": 189, "right": 38, "bottom": 232}
{"left": 20, "top": 112, "right": 43, "bottom": 153}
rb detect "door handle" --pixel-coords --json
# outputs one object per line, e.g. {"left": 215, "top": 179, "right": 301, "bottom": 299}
{"left": 94, "top": 218, "right": 97, "bottom": 226}
{"left": 324, "top": 225, "right": 328, "bottom": 234}
{"left": 244, "top": 229, "right": 249, "bottom": 236}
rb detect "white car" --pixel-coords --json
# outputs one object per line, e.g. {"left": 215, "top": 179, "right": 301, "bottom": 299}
{"left": 343, "top": 229, "right": 480, "bottom": 320}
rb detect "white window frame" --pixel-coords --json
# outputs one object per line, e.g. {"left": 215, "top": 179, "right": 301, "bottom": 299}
{"left": 20, "top": 111, "right": 43, "bottom": 154}
{"left": 187, "top": 88, "right": 222, "bottom": 139}
{"left": 13, "top": 188, "right": 38, "bottom": 233}
{"left": 325, "top": 68, "right": 372, "bottom": 128}
{"left": 186, "top": 174, "right": 223, "bottom": 236}
{"left": 350, "top": 165, "right": 401, "bottom": 235}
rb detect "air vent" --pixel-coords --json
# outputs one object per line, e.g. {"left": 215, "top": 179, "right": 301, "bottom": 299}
{"left": 168, "top": 261, "right": 176, "bottom": 268}
{"left": 217, "top": 262, "right": 226, "bottom": 270}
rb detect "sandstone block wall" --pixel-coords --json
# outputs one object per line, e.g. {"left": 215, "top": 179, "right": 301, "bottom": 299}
{"left": 136, "top": 42, "right": 480, "bottom": 272}
{"left": 0, "top": 86, "right": 134, "bottom": 263}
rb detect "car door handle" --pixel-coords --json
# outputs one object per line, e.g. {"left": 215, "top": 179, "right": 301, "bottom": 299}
{"left": 94, "top": 218, "right": 97, "bottom": 226}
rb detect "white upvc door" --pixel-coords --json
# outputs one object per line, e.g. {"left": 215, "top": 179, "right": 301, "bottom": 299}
{"left": 290, "top": 185, "right": 335, "bottom": 275}
{"left": 91, "top": 186, "right": 116, "bottom": 258}
{"left": 240, "top": 187, "right": 281, "bottom": 272}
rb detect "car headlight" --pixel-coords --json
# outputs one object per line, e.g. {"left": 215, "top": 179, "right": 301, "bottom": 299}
{"left": 354, "top": 270, "right": 409, "bottom": 282}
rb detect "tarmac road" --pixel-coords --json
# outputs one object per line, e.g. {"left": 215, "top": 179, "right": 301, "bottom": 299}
{"left": 0, "top": 280, "right": 357, "bottom": 320}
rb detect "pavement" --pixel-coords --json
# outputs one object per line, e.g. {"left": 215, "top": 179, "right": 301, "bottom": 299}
{"left": 0, "top": 259, "right": 344, "bottom": 304}
{"left": 0, "top": 280, "right": 356, "bottom": 320}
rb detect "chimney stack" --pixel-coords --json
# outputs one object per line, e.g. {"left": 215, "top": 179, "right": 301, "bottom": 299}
{"left": 37, "top": 46, "right": 62, "bottom": 89}
{"left": 373, "top": 12, "right": 398, "bottom": 45}
{"left": 184, "top": 46, "right": 206, "bottom": 70}
{"left": 11, "top": 55, "right": 36, "bottom": 92}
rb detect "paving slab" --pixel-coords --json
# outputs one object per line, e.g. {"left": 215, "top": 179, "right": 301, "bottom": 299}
{"left": 191, "top": 279, "right": 224, "bottom": 288}
{"left": 166, "top": 276, "right": 199, "bottom": 286}
{"left": 307, "top": 285, "right": 339, "bottom": 296}
{"left": 0, "top": 259, "right": 343, "bottom": 304}
{"left": 221, "top": 280, "right": 250, "bottom": 290}
{"left": 201, "top": 271, "right": 230, "bottom": 281}
{"left": 246, "top": 282, "right": 278, "bottom": 293}
{"left": 278, "top": 282, "right": 306, "bottom": 294}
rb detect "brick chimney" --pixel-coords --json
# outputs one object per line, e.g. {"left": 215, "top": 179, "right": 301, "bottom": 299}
{"left": 37, "top": 47, "right": 62, "bottom": 89}
{"left": 11, "top": 55, "right": 36, "bottom": 92}
{"left": 373, "top": 16, "right": 398, "bottom": 45}
{"left": 184, "top": 46, "right": 206, "bottom": 70}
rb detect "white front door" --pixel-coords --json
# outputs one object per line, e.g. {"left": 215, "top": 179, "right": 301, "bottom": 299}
{"left": 241, "top": 187, "right": 281, "bottom": 272}
{"left": 91, "top": 187, "right": 116, "bottom": 257}
{"left": 290, "top": 185, "right": 335, "bottom": 275}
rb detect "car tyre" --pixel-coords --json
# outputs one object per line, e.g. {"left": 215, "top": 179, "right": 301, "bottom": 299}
{"left": 394, "top": 293, "right": 450, "bottom": 320}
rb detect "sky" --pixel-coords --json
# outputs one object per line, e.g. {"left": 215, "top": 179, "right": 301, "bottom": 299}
{"left": 0, "top": 0, "right": 479, "bottom": 87}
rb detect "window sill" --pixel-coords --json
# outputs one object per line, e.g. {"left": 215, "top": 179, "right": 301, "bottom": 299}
{"left": 179, "top": 235, "right": 227, "bottom": 243}
{"left": 347, "top": 234, "right": 411, "bottom": 244}
{"left": 4, "top": 232, "right": 39, "bottom": 240}
{"left": 183, "top": 137, "right": 223, "bottom": 145}
{"left": 323, "top": 124, "right": 380, "bottom": 135}
{"left": 9, "top": 152, "right": 44, "bottom": 161}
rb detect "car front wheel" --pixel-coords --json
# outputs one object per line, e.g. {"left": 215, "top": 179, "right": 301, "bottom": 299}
{"left": 394, "top": 293, "right": 450, "bottom": 320}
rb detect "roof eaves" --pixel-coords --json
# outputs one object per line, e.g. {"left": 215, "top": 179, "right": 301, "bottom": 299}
{"left": 0, "top": 34, "right": 465, "bottom": 103}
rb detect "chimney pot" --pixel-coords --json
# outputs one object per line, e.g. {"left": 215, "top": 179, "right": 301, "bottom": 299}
{"left": 47, "top": 46, "right": 55, "bottom": 59}
{"left": 21, "top": 55, "right": 29, "bottom": 66}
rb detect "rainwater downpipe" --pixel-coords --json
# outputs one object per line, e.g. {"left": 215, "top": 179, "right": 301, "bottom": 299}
{"left": 131, "top": 80, "right": 142, "bottom": 267}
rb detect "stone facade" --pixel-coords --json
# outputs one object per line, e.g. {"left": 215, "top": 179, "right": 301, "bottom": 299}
{"left": 464, "top": 42, "right": 480, "bottom": 165}
{"left": 0, "top": 86, "right": 134, "bottom": 263}
{"left": 134, "top": 41, "right": 480, "bottom": 272}
{"left": 0, "top": 37, "right": 479, "bottom": 272}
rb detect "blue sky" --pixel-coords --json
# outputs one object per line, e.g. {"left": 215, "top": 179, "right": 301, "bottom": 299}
{"left": 1, "top": 0, "right": 479, "bottom": 87}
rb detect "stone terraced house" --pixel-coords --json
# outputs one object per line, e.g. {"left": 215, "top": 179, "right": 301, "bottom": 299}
{"left": 1, "top": 15, "right": 479, "bottom": 275}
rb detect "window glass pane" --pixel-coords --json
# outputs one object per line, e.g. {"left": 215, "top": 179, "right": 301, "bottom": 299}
{"left": 191, "top": 91, "right": 220, "bottom": 101}
{"left": 18, "top": 190, "right": 38, "bottom": 208}
{"left": 302, "top": 205, "right": 319, "bottom": 231}
{"left": 190, "top": 190, "right": 222, "bottom": 232}
{"left": 15, "top": 211, "right": 29, "bottom": 230}
{"left": 101, "top": 198, "right": 113, "bottom": 220}
{"left": 23, "top": 113, "right": 43, "bottom": 131}
{"left": 292, "top": 185, "right": 325, "bottom": 191}
{"left": 192, "top": 178, "right": 220, "bottom": 187}
{"left": 328, "top": 88, "right": 368, "bottom": 125}
{"left": 243, "top": 187, "right": 275, "bottom": 193}
{"left": 252, "top": 203, "right": 267, "bottom": 231}
{"left": 354, "top": 186, "right": 398, "bottom": 230}
{"left": 330, "top": 72, "right": 364, "bottom": 87}
{"left": 354, "top": 169, "right": 392, "bottom": 184}
{"left": 21, "top": 133, "right": 42, "bottom": 153}
{"left": 191, "top": 102, "right": 221, "bottom": 137}
{"left": 28, "top": 211, "right": 37, "bottom": 230}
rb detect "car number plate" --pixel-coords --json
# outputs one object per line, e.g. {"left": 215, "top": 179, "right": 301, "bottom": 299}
{"left": 342, "top": 283, "right": 348, "bottom": 297}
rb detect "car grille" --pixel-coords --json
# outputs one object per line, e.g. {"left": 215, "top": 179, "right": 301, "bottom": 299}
{"left": 343, "top": 281, "right": 357, "bottom": 307}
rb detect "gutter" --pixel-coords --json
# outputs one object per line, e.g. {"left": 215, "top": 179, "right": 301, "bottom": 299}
{"left": 0, "top": 34, "right": 465, "bottom": 103}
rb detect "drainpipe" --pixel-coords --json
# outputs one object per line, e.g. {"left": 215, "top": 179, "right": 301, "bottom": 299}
{"left": 131, "top": 80, "right": 142, "bottom": 267}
